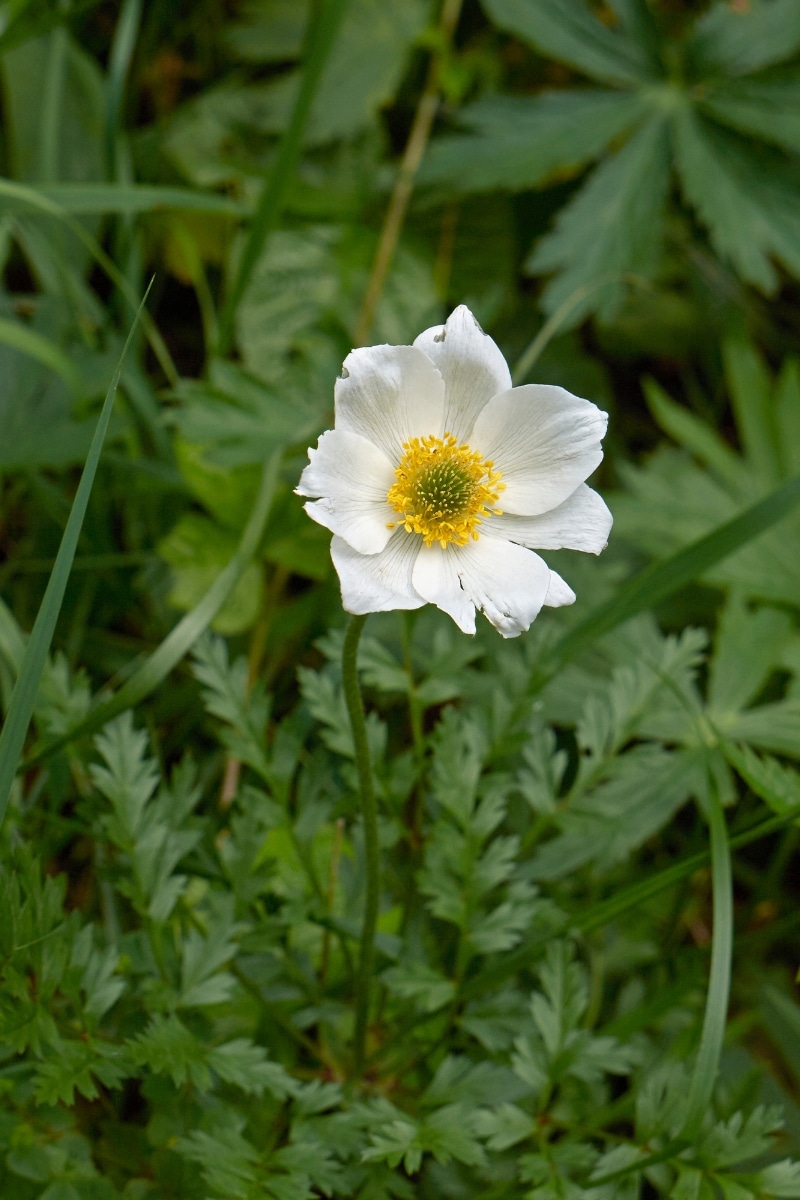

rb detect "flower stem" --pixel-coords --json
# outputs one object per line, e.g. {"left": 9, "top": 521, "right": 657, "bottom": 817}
{"left": 342, "top": 613, "right": 379, "bottom": 1077}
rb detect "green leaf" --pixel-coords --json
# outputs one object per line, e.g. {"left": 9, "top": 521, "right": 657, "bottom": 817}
{"left": 708, "top": 594, "right": 792, "bottom": 716}
{"left": 128, "top": 1014, "right": 211, "bottom": 1089}
{"left": 69, "top": 926, "right": 125, "bottom": 1020}
{"left": 381, "top": 963, "right": 456, "bottom": 1013}
{"left": 158, "top": 512, "right": 264, "bottom": 636}
{"left": 0, "top": 290, "right": 148, "bottom": 831}
{"left": 19, "top": 181, "right": 248, "bottom": 216}
{"left": 531, "top": 941, "right": 587, "bottom": 1058}
{"left": 24, "top": 448, "right": 279, "bottom": 773}
{"left": 169, "top": 359, "right": 323, "bottom": 467}
{"left": 527, "top": 114, "right": 671, "bottom": 321}
{"left": 234, "top": 226, "right": 340, "bottom": 380}
{"left": 177, "top": 1120, "right": 260, "bottom": 1198}
{"left": 206, "top": 1039, "right": 295, "bottom": 1098}
{"left": 699, "top": 1106, "right": 783, "bottom": 1170}
{"left": 529, "top": 747, "right": 699, "bottom": 880}
{"left": 472, "top": 1103, "right": 534, "bottom": 1151}
{"left": 33, "top": 1037, "right": 127, "bottom": 1105}
{"left": 224, "top": 0, "right": 307, "bottom": 61}
{"left": 749, "top": 1160, "right": 800, "bottom": 1197}
{"left": 723, "top": 743, "right": 800, "bottom": 817}
{"left": 722, "top": 339, "right": 780, "bottom": 482}
{"left": 775, "top": 359, "right": 800, "bottom": 478}
{"left": 178, "top": 902, "right": 240, "bottom": 1008}
{"left": 759, "top": 987, "right": 800, "bottom": 1094}
{"left": 217, "top": 0, "right": 352, "bottom": 353}
{"left": 422, "top": 91, "right": 647, "bottom": 194}
{"left": 481, "top": 0, "right": 655, "bottom": 86}
{"left": 192, "top": 634, "right": 271, "bottom": 779}
{"left": 688, "top": 0, "right": 800, "bottom": 78}
{"left": 702, "top": 73, "right": 800, "bottom": 156}
{"left": 723, "top": 701, "right": 800, "bottom": 759}
{"left": 542, "top": 469, "right": 800, "bottom": 685}
{"left": 680, "top": 779, "right": 733, "bottom": 1141}
{"left": 91, "top": 713, "right": 160, "bottom": 846}
{"left": 247, "top": 0, "right": 426, "bottom": 147}
{"left": 644, "top": 377, "right": 743, "bottom": 490}
{"left": 0, "top": 316, "right": 80, "bottom": 396}
{"left": 673, "top": 109, "right": 800, "bottom": 293}
{"left": 429, "top": 708, "right": 486, "bottom": 828}
{"left": 2, "top": 30, "right": 105, "bottom": 189}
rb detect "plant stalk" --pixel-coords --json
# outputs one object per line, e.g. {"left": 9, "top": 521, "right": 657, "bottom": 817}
{"left": 342, "top": 614, "right": 379, "bottom": 1077}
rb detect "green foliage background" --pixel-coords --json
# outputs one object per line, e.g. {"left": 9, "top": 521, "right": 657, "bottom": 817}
{"left": 1, "top": 0, "right": 800, "bottom": 1196}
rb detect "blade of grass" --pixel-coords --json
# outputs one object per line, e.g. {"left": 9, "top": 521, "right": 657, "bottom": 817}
{"left": 106, "top": 0, "right": 142, "bottom": 178}
{"left": 511, "top": 274, "right": 654, "bottom": 385}
{"left": 527, "top": 469, "right": 800, "bottom": 699}
{"left": 0, "top": 286, "right": 152, "bottom": 832}
{"left": 25, "top": 449, "right": 282, "bottom": 766}
{"left": 0, "top": 178, "right": 179, "bottom": 387}
{"left": 370, "top": 804, "right": 798, "bottom": 1068}
{"left": 590, "top": 770, "right": 734, "bottom": 1188}
{"left": 680, "top": 772, "right": 733, "bottom": 1136}
{"left": 0, "top": 182, "right": 248, "bottom": 218}
{"left": 0, "top": 317, "right": 81, "bottom": 394}
{"left": 39, "top": 19, "right": 67, "bottom": 183}
{"left": 216, "top": 0, "right": 351, "bottom": 355}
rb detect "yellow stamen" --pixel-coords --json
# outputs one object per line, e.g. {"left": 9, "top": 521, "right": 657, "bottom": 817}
{"left": 387, "top": 432, "right": 505, "bottom": 549}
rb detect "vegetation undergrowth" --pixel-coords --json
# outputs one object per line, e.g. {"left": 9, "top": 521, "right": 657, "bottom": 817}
{"left": 1, "top": 1, "right": 800, "bottom": 1197}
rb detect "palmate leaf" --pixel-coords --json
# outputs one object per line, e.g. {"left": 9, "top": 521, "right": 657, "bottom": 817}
{"left": 702, "top": 73, "right": 800, "bottom": 156}
{"left": 421, "top": 91, "right": 647, "bottom": 194}
{"left": 481, "top": 0, "right": 654, "bottom": 86}
{"left": 526, "top": 114, "right": 671, "bottom": 321}
{"left": 429, "top": 0, "right": 800, "bottom": 320}
{"left": 673, "top": 109, "right": 800, "bottom": 293}
{"left": 687, "top": 0, "right": 800, "bottom": 78}
{"left": 708, "top": 594, "right": 792, "bottom": 717}
{"left": 615, "top": 340, "right": 800, "bottom": 609}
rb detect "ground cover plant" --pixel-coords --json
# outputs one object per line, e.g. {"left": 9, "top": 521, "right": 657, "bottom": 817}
{"left": 2, "top": 0, "right": 800, "bottom": 1196}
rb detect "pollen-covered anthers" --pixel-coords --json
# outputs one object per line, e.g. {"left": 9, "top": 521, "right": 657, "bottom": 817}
{"left": 387, "top": 432, "right": 505, "bottom": 548}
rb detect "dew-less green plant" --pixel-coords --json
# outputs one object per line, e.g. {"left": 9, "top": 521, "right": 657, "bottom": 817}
{"left": 2, "top": 0, "right": 800, "bottom": 1197}
{"left": 423, "top": 0, "right": 800, "bottom": 324}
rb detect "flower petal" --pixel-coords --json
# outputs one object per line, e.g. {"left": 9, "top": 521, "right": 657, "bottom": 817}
{"left": 544, "top": 570, "right": 576, "bottom": 608}
{"left": 331, "top": 531, "right": 424, "bottom": 615}
{"left": 471, "top": 385, "right": 608, "bottom": 515}
{"left": 335, "top": 344, "right": 446, "bottom": 464}
{"left": 413, "top": 305, "right": 512, "bottom": 442}
{"left": 484, "top": 484, "right": 613, "bottom": 553}
{"left": 412, "top": 537, "right": 552, "bottom": 638}
{"left": 297, "top": 429, "right": 396, "bottom": 554}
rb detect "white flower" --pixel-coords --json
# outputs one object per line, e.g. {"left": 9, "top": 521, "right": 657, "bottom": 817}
{"left": 297, "top": 305, "right": 612, "bottom": 638}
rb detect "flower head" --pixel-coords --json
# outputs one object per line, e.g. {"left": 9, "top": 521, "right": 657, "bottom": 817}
{"left": 297, "top": 305, "right": 612, "bottom": 638}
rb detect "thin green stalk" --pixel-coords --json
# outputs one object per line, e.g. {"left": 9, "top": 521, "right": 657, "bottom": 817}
{"left": 590, "top": 774, "right": 734, "bottom": 1188}
{"left": 342, "top": 614, "right": 379, "bottom": 1077}
{"left": 511, "top": 273, "right": 654, "bottom": 385}
{"left": 106, "top": 0, "right": 142, "bottom": 179}
{"left": 0, "top": 178, "right": 179, "bottom": 386}
{"left": 23, "top": 450, "right": 282, "bottom": 768}
{"left": 0, "top": 287, "right": 152, "bottom": 831}
{"left": 217, "top": 0, "right": 350, "bottom": 355}
{"left": 680, "top": 773, "right": 733, "bottom": 1137}
{"left": 39, "top": 17, "right": 67, "bottom": 182}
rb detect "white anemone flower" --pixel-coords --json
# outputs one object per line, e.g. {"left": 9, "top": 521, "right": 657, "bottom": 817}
{"left": 297, "top": 305, "right": 612, "bottom": 638}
